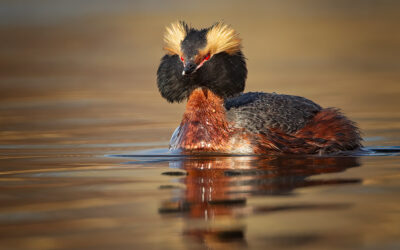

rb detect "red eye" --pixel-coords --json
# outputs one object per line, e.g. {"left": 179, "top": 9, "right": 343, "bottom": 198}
{"left": 180, "top": 56, "right": 184, "bottom": 62}
{"left": 204, "top": 53, "right": 210, "bottom": 61}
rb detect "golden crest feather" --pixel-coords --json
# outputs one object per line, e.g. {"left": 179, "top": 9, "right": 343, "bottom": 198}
{"left": 163, "top": 21, "right": 241, "bottom": 56}
{"left": 204, "top": 22, "right": 241, "bottom": 55}
{"left": 163, "top": 21, "right": 188, "bottom": 55}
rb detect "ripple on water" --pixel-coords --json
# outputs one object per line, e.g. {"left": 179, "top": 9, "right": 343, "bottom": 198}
{"left": 108, "top": 145, "right": 400, "bottom": 163}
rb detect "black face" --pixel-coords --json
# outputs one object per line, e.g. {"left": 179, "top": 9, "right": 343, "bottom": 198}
{"left": 181, "top": 29, "right": 208, "bottom": 63}
{"left": 157, "top": 27, "right": 247, "bottom": 103}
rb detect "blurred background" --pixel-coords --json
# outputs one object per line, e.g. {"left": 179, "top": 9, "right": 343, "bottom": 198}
{"left": 0, "top": 0, "right": 399, "bottom": 147}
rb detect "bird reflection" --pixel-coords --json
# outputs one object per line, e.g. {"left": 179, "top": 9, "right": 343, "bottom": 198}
{"left": 158, "top": 155, "right": 360, "bottom": 248}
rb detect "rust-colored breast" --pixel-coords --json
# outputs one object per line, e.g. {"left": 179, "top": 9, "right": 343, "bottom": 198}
{"left": 170, "top": 88, "right": 232, "bottom": 152}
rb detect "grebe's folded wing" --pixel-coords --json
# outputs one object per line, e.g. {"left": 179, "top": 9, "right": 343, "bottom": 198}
{"left": 225, "top": 92, "right": 322, "bottom": 134}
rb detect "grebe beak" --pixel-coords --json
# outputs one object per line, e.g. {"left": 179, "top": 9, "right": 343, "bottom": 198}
{"left": 182, "top": 60, "right": 197, "bottom": 76}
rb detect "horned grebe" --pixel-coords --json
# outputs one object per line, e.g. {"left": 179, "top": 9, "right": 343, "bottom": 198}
{"left": 157, "top": 21, "right": 362, "bottom": 154}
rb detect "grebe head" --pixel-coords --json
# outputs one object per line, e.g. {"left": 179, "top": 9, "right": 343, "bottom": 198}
{"left": 157, "top": 21, "right": 247, "bottom": 102}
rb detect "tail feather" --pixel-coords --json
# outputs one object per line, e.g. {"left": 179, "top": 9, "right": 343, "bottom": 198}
{"left": 296, "top": 108, "right": 362, "bottom": 152}
{"left": 255, "top": 108, "right": 362, "bottom": 154}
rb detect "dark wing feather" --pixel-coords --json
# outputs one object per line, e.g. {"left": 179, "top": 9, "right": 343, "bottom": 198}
{"left": 225, "top": 92, "right": 322, "bottom": 134}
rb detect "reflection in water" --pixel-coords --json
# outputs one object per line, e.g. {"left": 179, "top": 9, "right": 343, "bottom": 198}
{"left": 157, "top": 156, "right": 360, "bottom": 248}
